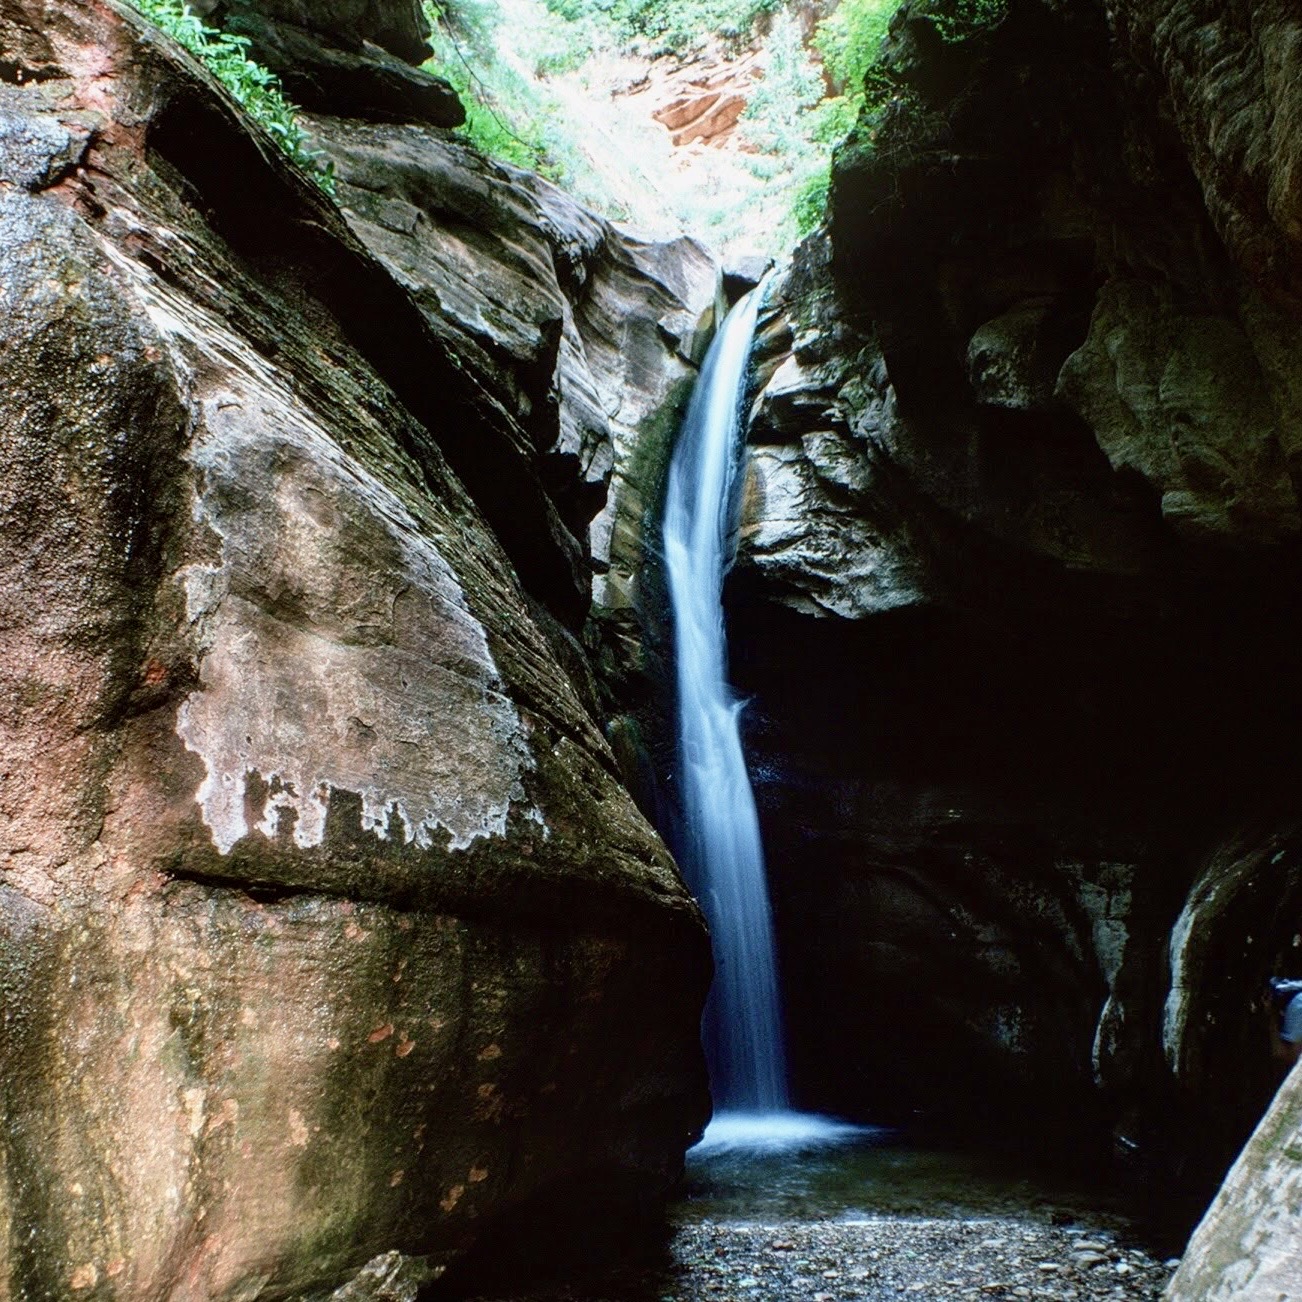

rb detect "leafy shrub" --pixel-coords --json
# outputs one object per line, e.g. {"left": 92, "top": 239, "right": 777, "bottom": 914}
{"left": 544, "top": 0, "right": 780, "bottom": 53}
{"left": 424, "top": 0, "right": 551, "bottom": 173}
{"left": 741, "top": 12, "right": 823, "bottom": 152}
{"left": 815, "top": 0, "right": 900, "bottom": 95}
{"left": 925, "top": 0, "right": 1009, "bottom": 42}
{"left": 792, "top": 164, "right": 831, "bottom": 237}
{"left": 130, "top": 0, "right": 334, "bottom": 192}
{"left": 422, "top": 0, "right": 632, "bottom": 208}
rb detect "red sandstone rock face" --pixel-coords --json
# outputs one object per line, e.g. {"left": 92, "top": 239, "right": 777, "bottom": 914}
{"left": 0, "top": 1, "right": 709, "bottom": 1296}
{"left": 623, "top": 48, "right": 763, "bottom": 150}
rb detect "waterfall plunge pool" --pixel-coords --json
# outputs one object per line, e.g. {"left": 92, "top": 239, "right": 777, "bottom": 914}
{"left": 691, "top": 1111, "right": 871, "bottom": 1156}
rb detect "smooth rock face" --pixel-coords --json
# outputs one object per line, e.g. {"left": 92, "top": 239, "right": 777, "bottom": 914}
{"left": 305, "top": 114, "right": 721, "bottom": 809}
{"left": 1166, "top": 1058, "right": 1302, "bottom": 1301}
{"left": 1058, "top": 278, "right": 1301, "bottom": 543}
{"left": 173, "top": 358, "right": 535, "bottom": 858}
{"left": 0, "top": 2, "right": 708, "bottom": 1297}
{"left": 729, "top": 0, "right": 1302, "bottom": 1210}
{"left": 740, "top": 239, "right": 940, "bottom": 620}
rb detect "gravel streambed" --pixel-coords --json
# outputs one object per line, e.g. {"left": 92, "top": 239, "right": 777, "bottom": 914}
{"left": 661, "top": 1215, "right": 1177, "bottom": 1300}
{"left": 459, "top": 1198, "right": 1179, "bottom": 1301}
{"left": 457, "top": 1131, "right": 1181, "bottom": 1302}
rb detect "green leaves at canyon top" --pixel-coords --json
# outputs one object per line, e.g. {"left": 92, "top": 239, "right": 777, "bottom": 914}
{"left": 130, "top": 0, "right": 335, "bottom": 190}
{"left": 544, "top": 0, "right": 783, "bottom": 55}
{"left": 420, "top": 0, "right": 911, "bottom": 255}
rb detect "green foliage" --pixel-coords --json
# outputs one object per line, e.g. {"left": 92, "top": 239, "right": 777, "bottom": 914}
{"left": 130, "top": 0, "right": 334, "bottom": 192}
{"left": 814, "top": 0, "right": 900, "bottom": 96}
{"left": 718, "top": 12, "right": 834, "bottom": 250}
{"left": 741, "top": 12, "right": 823, "bottom": 152}
{"left": 810, "top": 0, "right": 905, "bottom": 168}
{"left": 792, "top": 164, "right": 831, "bottom": 237}
{"left": 422, "top": 0, "right": 632, "bottom": 207}
{"left": 423, "top": 0, "right": 555, "bottom": 171}
{"left": 925, "top": 0, "right": 1009, "bottom": 42}
{"left": 544, "top": 0, "right": 779, "bottom": 54}
{"left": 422, "top": 0, "right": 902, "bottom": 249}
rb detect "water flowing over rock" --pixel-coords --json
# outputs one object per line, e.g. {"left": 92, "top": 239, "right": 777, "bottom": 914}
{"left": 728, "top": 0, "right": 1302, "bottom": 1227}
{"left": 664, "top": 288, "right": 787, "bottom": 1113}
{"left": 0, "top": 0, "right": 709, "bottom": 1296}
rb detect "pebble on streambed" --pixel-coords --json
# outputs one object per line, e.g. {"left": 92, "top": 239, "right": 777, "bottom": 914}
{"left": 458, "top": 1215, "right": 1178, "bottom": 1302}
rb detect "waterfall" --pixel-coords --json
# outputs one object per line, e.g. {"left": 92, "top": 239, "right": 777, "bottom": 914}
{"left": 663, "top": 284, "right": 788, "bottom": 1115}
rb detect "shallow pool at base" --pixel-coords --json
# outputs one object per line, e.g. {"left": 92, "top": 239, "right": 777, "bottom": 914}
{"left": 690, "top": 1110, "right": 875, "bottom": 1156}
{"left": 682, "top": 1124, "right": 1147, "bottom": 1233}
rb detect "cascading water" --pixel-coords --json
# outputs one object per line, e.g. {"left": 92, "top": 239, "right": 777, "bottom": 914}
{"left": 663, "top": 285, "right": 787, "bottom": 1118}
{"left": 665, "top": 287, "right": 861, "bottom": 1152}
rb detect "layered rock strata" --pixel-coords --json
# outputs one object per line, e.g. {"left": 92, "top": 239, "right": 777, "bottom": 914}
{"left": 299, "top": 111, "right": 721, "bottom": 807}
{"left": 0, "top": 1, "right": 709, "bottom": 1297}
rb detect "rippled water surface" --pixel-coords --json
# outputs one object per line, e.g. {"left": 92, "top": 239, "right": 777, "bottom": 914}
{"left": 681, "top": 1123, "right": 1139, "bottom": 1228}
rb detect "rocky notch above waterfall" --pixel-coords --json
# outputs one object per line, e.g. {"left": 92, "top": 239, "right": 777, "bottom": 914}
{"left": 730, "top": 0, "right": 1302, "bottom": 1222}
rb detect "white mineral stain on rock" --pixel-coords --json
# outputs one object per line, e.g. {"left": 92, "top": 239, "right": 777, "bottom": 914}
{"left": 172, "top": 376, "right": 535, "bottom": 857}
{"left": 181, "top": 1086, "right": 205, "bottom": 1138}
{"left": 109, "top": 253, "right": 539, "bottom": 860}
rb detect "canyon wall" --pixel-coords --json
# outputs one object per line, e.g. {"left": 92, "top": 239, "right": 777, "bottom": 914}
{"left": 0, "top": 0, "right": 715, "bottom": 1295}
{"left": 6, "top": 0, "right": 1302, "bottom": 1290}
{"left": 734, "top": 0, "right": 1302, "bottom": 1219}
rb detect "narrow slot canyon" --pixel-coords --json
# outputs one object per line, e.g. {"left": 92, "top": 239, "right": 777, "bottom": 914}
{"left": 0, "top": 0, "right": 1300, "bottom": 1298}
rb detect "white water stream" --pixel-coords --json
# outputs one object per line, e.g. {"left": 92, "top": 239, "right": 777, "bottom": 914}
{"left": 665, "top": 286, "right": 852, "bottom": 1149}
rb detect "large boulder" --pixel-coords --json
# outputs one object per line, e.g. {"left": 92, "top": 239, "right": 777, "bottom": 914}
{"left": 0, "top": 1, "right": 709, "bottom": 1297}
{"left": 1166, "top": 1058, "right": 1302, "bottom": 1300}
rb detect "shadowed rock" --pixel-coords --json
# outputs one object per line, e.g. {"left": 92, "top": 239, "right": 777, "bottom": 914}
{"left": 726, "top": 0, "right": 1302, "bottom": 1232}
